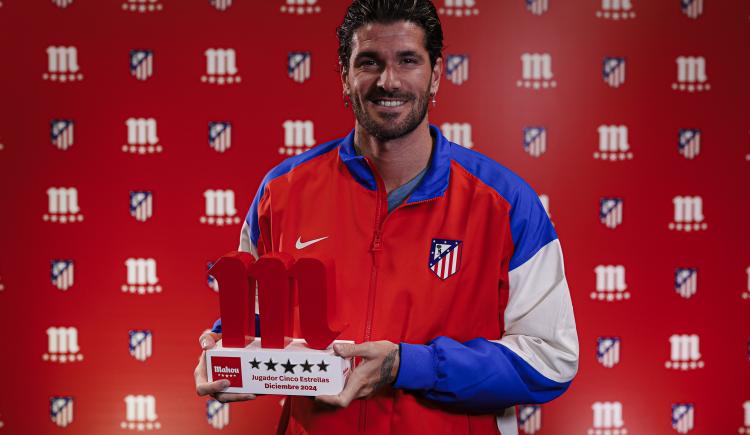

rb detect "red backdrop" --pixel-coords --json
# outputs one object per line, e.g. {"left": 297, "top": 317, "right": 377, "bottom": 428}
{"left": 0, "top": 0, "right": 748, "bottom": 434}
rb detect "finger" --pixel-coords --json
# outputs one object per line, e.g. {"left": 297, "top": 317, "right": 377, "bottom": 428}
{"left": 316, "top": 372, "right": 362, "bottom": 408}
{"left": 194, "top": 352, "right": 208, "bottom": 384}
{"left": 200, "top": 332, "right": 219, "bottom": 350}
{"left": 197, "top": 379, "right": 230, "bottom": 396}
{"left": 333, "top": 342, "right": 373, "bottom": 358}
{"left": 213, "top": 392, "right": 256, "bottom": 403}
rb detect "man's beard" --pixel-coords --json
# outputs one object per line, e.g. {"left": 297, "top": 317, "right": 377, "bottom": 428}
{"left": 351, "top": 84, "right": 430, "bottom": 142}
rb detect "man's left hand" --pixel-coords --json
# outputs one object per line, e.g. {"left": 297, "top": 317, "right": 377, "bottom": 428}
{"left": 316, "top": 340, "right": 399, "bottom": 408}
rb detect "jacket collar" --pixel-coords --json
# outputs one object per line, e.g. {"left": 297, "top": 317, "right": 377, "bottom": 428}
{"left": 338, "top": 124, "right": 451, "bottom": 203}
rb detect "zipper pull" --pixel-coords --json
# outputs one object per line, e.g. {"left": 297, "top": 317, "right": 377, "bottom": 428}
{"left": 371, "top": 232, "right": 382, "bottom": 251}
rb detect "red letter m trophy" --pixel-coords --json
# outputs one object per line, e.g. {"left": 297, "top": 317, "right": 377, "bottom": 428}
{"left": 205, "top": 252, "right": 351, "bottom": 396}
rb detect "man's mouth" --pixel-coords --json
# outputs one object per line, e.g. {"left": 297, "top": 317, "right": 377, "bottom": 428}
{"left": 372, "top": 99, "right": 407, "bottom": 107}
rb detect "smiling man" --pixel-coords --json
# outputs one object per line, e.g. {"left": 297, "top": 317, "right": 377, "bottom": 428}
{"left": 194, "top": 1, "right": 578, "bottom": 434}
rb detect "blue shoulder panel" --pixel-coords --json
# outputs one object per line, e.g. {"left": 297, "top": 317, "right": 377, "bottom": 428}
{"left": 450, "top": 145, "right": 557, "bottom": 271}
{"left": 246, "top": 138, "right": 342, "bottom": 246}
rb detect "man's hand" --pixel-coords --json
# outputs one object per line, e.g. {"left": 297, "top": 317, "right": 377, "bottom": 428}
{"left": 194, "top": 330, "right": 256, "bottom": 403}
{"left": 316, "top": 341, "right": 399, "bottom": 408}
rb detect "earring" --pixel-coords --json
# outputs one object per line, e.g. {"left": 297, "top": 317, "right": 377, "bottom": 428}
{"left": 431, "top": 94, "right": 436, "bottom": 107}
{"left": 343, "top": 94, "right": 350, "bottom": 108}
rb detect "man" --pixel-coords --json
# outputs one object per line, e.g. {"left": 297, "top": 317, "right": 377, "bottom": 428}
{"left": 194, "top": 1, "right": 578, "bottom": 433}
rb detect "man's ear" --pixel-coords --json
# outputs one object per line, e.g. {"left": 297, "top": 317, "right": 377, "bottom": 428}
{"left": 340, "top": 64, "right": 350, "bottom": 96}
{"left": 430, "top": 56, "right": 443, "bottom": 96}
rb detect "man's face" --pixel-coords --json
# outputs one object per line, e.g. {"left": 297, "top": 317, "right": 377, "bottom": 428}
{"left": 343, "top": 21, "right": 442, "bottom": 141}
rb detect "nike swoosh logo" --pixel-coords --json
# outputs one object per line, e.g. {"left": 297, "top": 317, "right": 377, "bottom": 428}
{"left": 295, "top": 236, "right": 328, "bottom": 250}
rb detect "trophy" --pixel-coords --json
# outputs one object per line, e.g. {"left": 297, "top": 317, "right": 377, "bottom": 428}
{"left": 205, "top": 251, "right": 352, "bottom": 396}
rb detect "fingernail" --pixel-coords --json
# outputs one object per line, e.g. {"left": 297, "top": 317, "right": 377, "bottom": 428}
{"left": 201, "top": 340, "right": 207, "bottom": 349}
{"left": 220, "top": 380, "right": 230, "bottom": 388}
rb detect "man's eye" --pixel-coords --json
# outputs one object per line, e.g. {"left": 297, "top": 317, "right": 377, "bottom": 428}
{"left": 361, "top": 60, "right": 377, "bottom": 67}
{"left": 403, "top": 58, "right": 417, "bottom": 64}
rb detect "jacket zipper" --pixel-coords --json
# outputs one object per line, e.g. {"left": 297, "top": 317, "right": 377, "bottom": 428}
{"left": 359, "top": 159, "right": 388, "bottom": 434}
{"left": 359, "top": 160, "right": 443, "bottom": 434}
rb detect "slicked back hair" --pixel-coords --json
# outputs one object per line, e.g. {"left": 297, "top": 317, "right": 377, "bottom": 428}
{"left": 337, "top": 0, "right": 444, "bottom": 72}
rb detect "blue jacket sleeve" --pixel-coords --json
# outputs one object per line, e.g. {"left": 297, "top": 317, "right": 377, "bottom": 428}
{"left": 393, "top": 337, "right": 571, "bottom": 413}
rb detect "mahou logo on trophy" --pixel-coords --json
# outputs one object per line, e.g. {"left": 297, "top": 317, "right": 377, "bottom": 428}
{"left": 205, "top": 252, "right": 353, "bottom": 395}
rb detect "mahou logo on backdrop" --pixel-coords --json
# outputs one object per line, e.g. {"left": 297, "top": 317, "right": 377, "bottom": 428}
{"left": 672, "top": 403, "right": 695, "bottom": 434}
{"left": 596, "top": 0, "right": 635, "bottom": 20}
{"left": 280, "top": 120, "right": 315, "bottom": 155}
{"left": 441, "top": 123, "right": 474, "bottom": 149}
{"left": 592, "top": 265, "right": 629, "bottom": 301}
{"left": 288, "top": 52, "right": 311, "bottom": 83}
{"left": 589, "top": 402, "right": 626, "bottom": 435}
{"left": 597, "top": 336, "right": 621, "bottom": 368}
{"left": 525, "top": 0, "right": 548, "bottom": 16}
{"left": 209, "top": 122, "right": 232, "bottom": 153}
{"left": 50, "top": 260, "right": 75, "bottom": 291}
{"left": 517, "top": 53, "right": 556, "bottom": 89}
{"left": 129, "top": 329, "right": 153, "bottom": 362}
{"left": 130, "top": 191, "right": 154, "bottom": 222}
{"left": 665, "top": 334, "right": 704, "bottom": 370}
{"left": 44, "top": 187, "right": 84, "bottom": 223}
{"left": 207, "top": 400, "right": 230, "bottom": 429}
{"left": 52, "top": 0, "right": 74, "bottom": 8}
{"left": 202, "top": 48, "right": 241, "bottom": 85}
{"left": 50, "top": 396, "right": 74, "bottom": 428}
{"left": 130, "top": 50, "right": 154, "bottom": 81}
{"left": 437, "top": 0, "right": 479, "bottom": 17}
{"left": 124, "top": 118, "right": 162, "bottom": 154}
{"left": 446, "top": 54, "right": 469, "bottom": 85}
{"left": 43, "top": 46, "right": 83, "bottom": 81}
{"left": 523, "top": 127, "right": 546, "bottom": 157}
{"left": 210, "top": 0, "right": 233, "bottom": 11}
{"left": 121, "top": 395, "right": 160, "bottom": 430}
{"left": 739, "top": 401, "right": 750, "bottom": 433}
{"left": 280, "top": 0, "right": 320, "bottom": 14}
{"left": 594, "top": 125, "right": 633, "bottom": 161}
{"left": 672, "top": 56, "right": 710, "bottom": 92}
{"left": 518, "top": 405, "right": 541, "bottom": 434}
{"left": 599, "top": 197, "right": 623, "bottom": 229}
{"left": 51, "top": 119, "right": 74, "bottom": 150}
{"left": 200, "top": 189, "right": 241, "bottom": 225}
{"left": 603, "top": 57, "right": 626, "bottom": 88}
{"left": 674, "top": 268, "right": 698, "bottom": 299}
{"left": 121, "top": 0, "right": 163, "bottom": 13}
{"left": 43, "top": 326, "right": 83, "bottom": 363}
{"left": 122, "top": 258, "right": 161, "bottom": 294}
{"left": 678, "top": 129, "right": 701, "bottom": 159}
{"left": 669, "top": 196, "right": 707, "bottom": 231}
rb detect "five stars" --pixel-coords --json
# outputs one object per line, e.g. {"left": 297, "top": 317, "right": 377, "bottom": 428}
{"left": 250, "top": 357, "right": 330, "bottom": 373}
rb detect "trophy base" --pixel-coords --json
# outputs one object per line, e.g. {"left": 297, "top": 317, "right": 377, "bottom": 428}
{"left": 206, "top": 338, "right": 352, "bottom": 396}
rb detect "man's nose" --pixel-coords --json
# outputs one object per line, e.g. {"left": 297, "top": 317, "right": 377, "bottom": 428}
{"left": 377, "top": 65, "right": 401, "bottom": 91}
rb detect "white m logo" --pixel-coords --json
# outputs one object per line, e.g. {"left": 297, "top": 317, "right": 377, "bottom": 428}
{"left": 669, "top": 334, "right": 701, "bottom": 362}
{"left": 123, "top": 395, "right": 159, "bottom": 430}
{"left": 597, "top": 125, "right": 629, "bottom": 152}
{"left": 46, "top": 46, "right": 79, "bottom": 73}
{"left": 592, "top": 401, "right": 624, "bottom": 429}
{"left": 441, "top": 123, "right": 473, "bottom": 148}
{"left": 44, "top": 327, "right": 83, "bottom": 362}
{"left": 672, "top": 196, "right": 704, "bottom": 223}
{"left": 126, "top": 118, "right": 159, "bottom": 145}
{"left": 444, "top": 0, "right": 476, "bottom": 6}
{"left": 205, "top": 48, "right": 237, "bottom": 75}
{"left": 601, "top": 0, "right": 632, "bottom": 11}
{"left": 204, "top": 189, "right": 237, "bottom": 217}
{"left": 595, "top": 265, "right": 627, "bottom": 292}
{"left": 283, "top": 120, "right": 315, "bottom": 147}
{"left": 125, "top": 258, "right": 158, "bottom": 285}
{"left": 676, "top": 56, "right": 707, "bottom": 83}
{"left": 47, "top": 187, "right": 79, "bottom": 215}
{"left": 521, "top": 53, "right": 553, "bottom": 80}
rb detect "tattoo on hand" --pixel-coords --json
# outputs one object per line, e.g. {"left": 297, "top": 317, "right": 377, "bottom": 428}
{"left": 374, "top": 348, "right": 398, "bottom": 391}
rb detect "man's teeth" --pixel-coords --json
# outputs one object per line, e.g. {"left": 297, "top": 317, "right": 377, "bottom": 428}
{"left": 375, "top": 100, "right": 405, "bottom": 107}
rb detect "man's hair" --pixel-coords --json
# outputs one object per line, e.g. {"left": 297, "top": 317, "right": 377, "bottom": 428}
{"left": 337, "top": 0, "right": 444, "bottom": 72}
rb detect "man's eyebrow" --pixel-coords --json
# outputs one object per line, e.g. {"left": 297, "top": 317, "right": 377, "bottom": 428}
{"left": 353, "top": 51, "right": 381, "bottom": 60}
{"left": 353, "top": 50, "right": 424, "bottom": 60}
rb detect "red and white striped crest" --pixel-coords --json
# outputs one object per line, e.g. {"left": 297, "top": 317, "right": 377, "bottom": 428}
{"left": 429, "top": 239, "right": 462, "bottom": 280}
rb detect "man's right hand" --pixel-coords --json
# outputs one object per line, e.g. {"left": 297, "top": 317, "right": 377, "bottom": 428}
{"left": 194, "top": 330, "right": 256, "bottom": 403}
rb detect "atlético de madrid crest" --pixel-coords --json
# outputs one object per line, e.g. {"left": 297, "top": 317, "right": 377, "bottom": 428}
{"left": 429, "top": 239, "right": 462, "bottom": 280}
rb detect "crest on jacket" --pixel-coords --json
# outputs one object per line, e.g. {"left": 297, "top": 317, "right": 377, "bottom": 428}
{"left": 428, "top": 239, "right": 462, "bottom": 280}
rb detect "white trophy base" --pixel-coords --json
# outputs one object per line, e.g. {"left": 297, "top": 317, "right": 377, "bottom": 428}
{"left": 206, "top": 338, "right": 352, "bottom": 396}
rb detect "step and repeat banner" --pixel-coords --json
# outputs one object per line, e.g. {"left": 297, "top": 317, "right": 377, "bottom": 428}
{"left": 0, "top": 0, "right": 748, "bottom": 434}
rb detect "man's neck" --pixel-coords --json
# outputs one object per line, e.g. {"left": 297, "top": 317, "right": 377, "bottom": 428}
{"left": 354, "top": 119, "right": 433, "bottom": 193}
